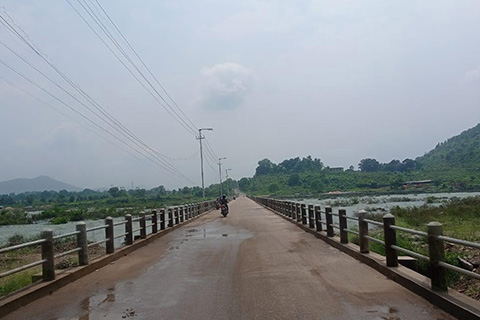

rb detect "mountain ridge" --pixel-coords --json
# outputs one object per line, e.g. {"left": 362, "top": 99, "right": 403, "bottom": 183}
{"left": 0, "top": 176, "right": 81, "bottom": 195}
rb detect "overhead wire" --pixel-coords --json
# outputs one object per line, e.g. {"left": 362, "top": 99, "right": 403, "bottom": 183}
{"left": 67, "top": 0, "right": 198, "bottom": 136}
{"left": 0, "top": 77, "right": 145, "bottom": 162}
{"left": 66, "top": 0, "right": 223, "bottom": 177}
{"left": 90, "top": 0, "right": 199, "bottom": 132}
{"left": 0, "top": 13, "right": 197, "bottom": 184}
{"left": 0, "top": 57, "right": 191, "bottom": 181}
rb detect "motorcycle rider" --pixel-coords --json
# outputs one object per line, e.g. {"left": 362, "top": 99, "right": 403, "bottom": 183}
{"left": 220, "top": 194, "right": 229, "bottom": 213}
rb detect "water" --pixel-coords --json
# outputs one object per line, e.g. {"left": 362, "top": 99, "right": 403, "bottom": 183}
{"left": 288, "top": 192, "right": 480, "bottom": 228}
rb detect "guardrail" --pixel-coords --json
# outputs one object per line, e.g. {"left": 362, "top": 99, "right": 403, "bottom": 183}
{"left": 250, "top": 196, "right": 480, "bottom": 292}
{"left": 0, "top": 200, "right": 216, "bottom": 284}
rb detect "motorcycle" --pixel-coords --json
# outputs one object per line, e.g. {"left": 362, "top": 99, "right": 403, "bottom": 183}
{"left": 221, "top": 204, "right": 229, "bottom": 217}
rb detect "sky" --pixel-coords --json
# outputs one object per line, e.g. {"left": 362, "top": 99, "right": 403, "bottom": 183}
{"left": 1, "top": 0, "right": 479, "bottom": 190}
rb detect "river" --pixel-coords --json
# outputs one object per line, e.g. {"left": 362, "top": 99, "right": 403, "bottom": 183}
{"left": 1, "top": 192, "right": 479, "bottom": 246}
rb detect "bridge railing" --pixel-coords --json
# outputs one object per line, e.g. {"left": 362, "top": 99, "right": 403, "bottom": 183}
{"left": 0, "top": 199, "right": 216, "bottom": 284}
{"left": 250, "top": 196, "right": 480, "bottom": 292}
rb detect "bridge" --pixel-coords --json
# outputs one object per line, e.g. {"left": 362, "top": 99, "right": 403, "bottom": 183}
{"left": 1, "top": 197, "right": 479, "bottom": 319}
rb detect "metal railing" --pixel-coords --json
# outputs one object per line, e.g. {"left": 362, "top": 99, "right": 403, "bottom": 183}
{"left": 250, "top": 196, "right": 480, "bottom": 292}
{"left": 0, "top": 199, "right": 216, "bottom": 284}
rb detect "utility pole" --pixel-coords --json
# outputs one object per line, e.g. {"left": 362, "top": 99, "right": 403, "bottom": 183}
{"left": 225, "top": 168, "right": 232, "bottom": 198}
{"left": 218, "top": 157, "right": 227, "bottom": 197}
{"left": 198, "top": 128, "right": 213, "bottom": 198}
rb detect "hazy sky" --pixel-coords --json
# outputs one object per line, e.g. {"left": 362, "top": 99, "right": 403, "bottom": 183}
{"left": 1, "top": 0, "right": 479, "bottom": 190}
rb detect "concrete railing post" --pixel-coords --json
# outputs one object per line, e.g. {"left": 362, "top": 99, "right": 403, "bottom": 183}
{"left": 325, "top": 207, "right": 334, "bottom": 237}
{"left": 358, "top": 210, "right": 369, "bottom": 253}
{"left": 105, "top": 217, "right": 114, "bottom": 254}
{"left": 41, "top": 229, "right": 55, "bottom": 281}
{"left": 339, "top": 209, "right": 348, "bottom": 244}
{"left": 125, "top": 214, "right": 133, "bottom": 245}
{"left": 427, "top": 222, "right": 447, "bottom": 291}
{"left": 179, "top": 206, "right": 185, "bottom": 223}
{"left": 168, "top": 207, "right": 173, "bottom": 227}
{"left": 140, "top": 212, "right": 147, "bottom": 239}
{"left": 159, "top": 209, "right": 166, "bottom": 230}
{"left": 296, "top": 203, "right": 302, "bottom": 223}
{"left": 308, "top": 204, "right": 315, "bottom": 228}
{"left": 174, "top": 207, "right": 179, "bottom": 225}
{"left": 383, "top": 214, "right": 398, "bottom": 267}
{"left": 315, "top": 205, "right": 322, "bottom": 231}
{"left": 301, "top": 204, "right": 307, "bottom": 225}
{"left": 76, "top": 222, "right": 88, "bottom": 266}
{"left": 151, "top": 210, "right": 158, "bottom": 233}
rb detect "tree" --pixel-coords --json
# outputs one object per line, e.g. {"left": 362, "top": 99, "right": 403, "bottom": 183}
{"left": 268, "top": 183, "right": 280, "bottom": 193}
{"left": 108, "top": 187, "right": 120, "bottom": 198}
{"left": 288, "top": 173, "right": 301, "bottom": 186}
{"left": 358, "top": 158, "right": 381, "bottom": 172}
{"left": 255, "top": 159, "right": 276, "bottom": 176}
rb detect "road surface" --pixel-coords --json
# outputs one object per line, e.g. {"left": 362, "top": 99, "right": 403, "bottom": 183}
{"left": 5, "top": 197, "right": 454, "bottom": 320}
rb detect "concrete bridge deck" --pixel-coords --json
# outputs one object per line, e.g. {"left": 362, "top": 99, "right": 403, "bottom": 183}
{"left": 5, "top": 197, "right": 454, "bottom": 320}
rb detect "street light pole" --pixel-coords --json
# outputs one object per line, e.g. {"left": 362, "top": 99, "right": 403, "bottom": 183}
{"left": 198, "top": 128, "right": 213, "bottom": 198}
{"left": 225, "top": 168, "right": 232, "bottom": 198}
{"left": 218, "top": 157, "right": 227, "bottom": 197}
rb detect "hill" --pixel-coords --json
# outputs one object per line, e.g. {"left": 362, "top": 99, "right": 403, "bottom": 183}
{"left": 0, "top": 176, "right": 81, "bottom": 195}
{"left": 416, "top": 123, "right": 480, "bottom": 172}
{"left": 239, "top": 123, "right": 480, "bottom": 195}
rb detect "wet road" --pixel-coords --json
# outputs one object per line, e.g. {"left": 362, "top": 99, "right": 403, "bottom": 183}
{"left": 6, "top": 197, "right": 454, "bottom": 320}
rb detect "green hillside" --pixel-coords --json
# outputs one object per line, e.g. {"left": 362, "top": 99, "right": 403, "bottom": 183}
{"left": 240, "top": 123, "right": 480, "bottom": 196}
{"left": 417, "top": 123, "right": 480, "bottom": 172}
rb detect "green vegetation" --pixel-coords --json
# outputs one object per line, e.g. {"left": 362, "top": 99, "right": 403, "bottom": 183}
{"left": 0, "top": 180, "right": 236, "bottom": 225}
{"left": 348, "top": 196, "right": 480, "bottom": 294}
{"left": 239, "top": 123, "right": 480, "bottom": 196}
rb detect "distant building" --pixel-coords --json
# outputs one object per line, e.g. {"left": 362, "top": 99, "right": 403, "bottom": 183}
{"left": 403, "top": 180, "right": 433, "bottom": 188}
{"left": 329, "top": 167, "right": 344, "bottom": 172}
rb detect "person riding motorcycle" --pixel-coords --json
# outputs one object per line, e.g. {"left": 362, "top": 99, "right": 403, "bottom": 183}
{"left": 220, "top": 194, "right": 229, "bottom": 213}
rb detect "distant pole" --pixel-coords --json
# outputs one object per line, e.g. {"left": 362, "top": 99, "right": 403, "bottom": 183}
{"left": 225, "top": 168, "right": 232, "bottom": 198}
{"left": 198, "top": 128, "right": 213, "bottom": 198}
{"left": 218, "top": 157, "right": 227, "bottom": 197}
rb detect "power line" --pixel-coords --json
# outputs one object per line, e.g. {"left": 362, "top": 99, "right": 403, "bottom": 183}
{"left": 66, "top": 0, "right": 198, "bottom": 136}
{"left": 0, "top": 77, "right": 145, "bottom": 162}
{"left": 0, "top": 17, "right": 197, "bottom": 184}
{"left": 0, "top": 57, "right": 195, "bottom": 183}
{"left": 0, "top": 13, "right": 197, "bottom": 183}
{"left": 91, "top": 0, "right": 199, "bottom": 132}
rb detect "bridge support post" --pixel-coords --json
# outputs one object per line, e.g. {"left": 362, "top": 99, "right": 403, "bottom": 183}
{"left": 296, "top": 203, "right": 301, "bottom": 223}
{"left": 339, "top": 209, "right": 348, "bottom": 244}
{"left": 159, "top": 209, "right": 165, "bottom": 231}
{"left": 325, "top": 207, "right": 334, "bottom": 237}
{"left": 41, "top": 229, "right": 55, "bottom": 281}
{"left": 151, "top": 210, "right": 158, "bottom": 233}
{"left": 140, "top": 212, "right": 147, "bottom": 239}
{"left": 427, "top": 222, "right": 447, "bottom": 291}
{"left": 168, "top": 208, "right": 173, "bottom": 228}
{"left": 315, "top": 205, "right": 322, "bottom": 231}
{"left": 105, "top": 217, "right": 114, "bottom": 253}
{"left": 179, "top": 206, "right": 184, "bottom": 223}
{"left": 383, "top": 214, "right": 398, "bottom": 267}
{"left": 358, "top": 210, "right": 369, "bottom": 253}
{"left": 301, "top": 204, "right": 307, "bottom": 225}
{"left": 174, "top": 207, "right": 179, "bottom": 225}
{"left": 308, "top": 204, "right": 315, "bottom": 228}
{"left": 76, "top": 222, "right": 88, "bottom": 265}
{"left": 125, "top": 214, "right": 133, "bottom": 245}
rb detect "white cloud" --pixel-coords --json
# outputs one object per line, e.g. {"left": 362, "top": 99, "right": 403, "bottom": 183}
{"left": 45, "top": 122, "right": 81, "bottom": 149}
{"left": 464, "top": 65, "right": 480, "bottom": 83}
{"left": 200, "top": 62, "right": 253, "bottom": 110}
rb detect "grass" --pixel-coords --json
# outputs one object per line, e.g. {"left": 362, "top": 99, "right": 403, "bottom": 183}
{"left": 0, "top": 267, "right": 41, "bottom": 297}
